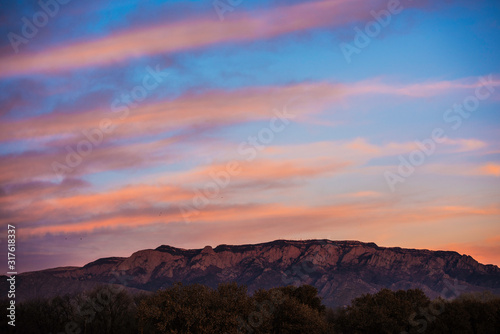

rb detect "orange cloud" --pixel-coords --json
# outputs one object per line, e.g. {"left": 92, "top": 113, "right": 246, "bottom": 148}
{"left": 480, "top": 163, "right": 500, "bottom": 177}
{"left": 0, "top": 182, "right": 194, "bottom": 227}
{"left": 16, "top": 182, "right": 500, "bottom": 242}
{"left": 172, "top": 157, "right": 348, "bottom": 185}
{"left": 0, "top": 135, "right": 186, "bottom": 183}
{"left": 51, "top": 184, "right": 191, "bottom": 212}
{"left": 20, "top": 200, "right": 387, "bottom": 237}
{"left": 435, "top": 205, "right": 500, "bottom": 216}
{"left": 2, "top": 150, "right": 353, "bottom": 233}
{"left": 342, "top": 191, "right": 382, "bottom": 198}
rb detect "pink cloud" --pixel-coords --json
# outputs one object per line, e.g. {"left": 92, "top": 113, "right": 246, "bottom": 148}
{"left": 0, "top": 0, "right": 434, "bottom": 77}
{"left": 4, "top": 76, "right": 497, "bottom": 144}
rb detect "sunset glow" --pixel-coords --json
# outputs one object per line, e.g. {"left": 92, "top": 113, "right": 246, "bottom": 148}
{"left": 1, "top": 0, "right": 499, "bottom": 272}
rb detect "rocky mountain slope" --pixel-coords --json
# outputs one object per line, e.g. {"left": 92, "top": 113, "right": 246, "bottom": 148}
{"left": 3, "top": 240, "right": 500, "bottom": 307}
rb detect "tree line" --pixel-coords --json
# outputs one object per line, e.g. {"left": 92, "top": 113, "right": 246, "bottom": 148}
{"left": 1, "top": 283, "right": 499, "bottom": 333}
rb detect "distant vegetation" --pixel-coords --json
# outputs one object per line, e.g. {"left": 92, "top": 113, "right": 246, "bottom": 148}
{"left": 2, "top": 283, "right": 499, "bottom": 333}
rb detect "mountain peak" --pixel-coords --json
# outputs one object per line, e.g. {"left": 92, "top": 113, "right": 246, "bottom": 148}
{"left": 201, "top": 245, "right": 215, "bottom": 255}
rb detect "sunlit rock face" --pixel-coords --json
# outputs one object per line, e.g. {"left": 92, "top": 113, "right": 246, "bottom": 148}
{"left": 4, "top": 240, "right": 500, "bottom": 307}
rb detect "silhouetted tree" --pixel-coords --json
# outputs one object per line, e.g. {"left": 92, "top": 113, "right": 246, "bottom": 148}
{"left": 9, "top": 283, "right": 500, "bottom": 334}
{"left": 138, "top": 282, "right": 253, "bottom": 333}
{"left": 333, "top": 288, "right": 431, "bottom": 334}
{"left": 75, "top": 285, "right": 138, "bottom": 334}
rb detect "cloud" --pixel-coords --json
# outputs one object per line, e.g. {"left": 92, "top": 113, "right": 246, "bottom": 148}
{"left": 342, "top": 191, "right": 383, "bottom": 198}
{"left": 0, "top": 135, "right": 186, "bottom": 183}
{"left": 3, "top": 76, "right": 498, "bottom": 145}
{"left": 0, "top": 82, "right": 333, "bottom": 142}
{"left": 0, "top": 0, "right": 445, "bottom": 78}
{"left": 13, "top": 152, "right": 499, "bottom": 239}
{"left": 441, "top": 138, "right": 487, "bottom": 153}
{"left": 479, "top": 163, "right": 500, "bottom": 177}
{"left": 171, "top": 157, "right": 348, "bottom": 186}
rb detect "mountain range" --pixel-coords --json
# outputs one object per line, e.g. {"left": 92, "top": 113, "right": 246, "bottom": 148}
{"left": 3, "top": 239, "right": 500, "bottom": 307}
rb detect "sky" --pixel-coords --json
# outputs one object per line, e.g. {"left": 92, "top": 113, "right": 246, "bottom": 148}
{"left": 0, "top": 0, "right": 499, "bottom": 273}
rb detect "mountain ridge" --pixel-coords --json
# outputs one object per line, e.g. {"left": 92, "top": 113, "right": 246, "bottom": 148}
{"left": 3, "top": 239, "right": 500, "bottom": 307}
